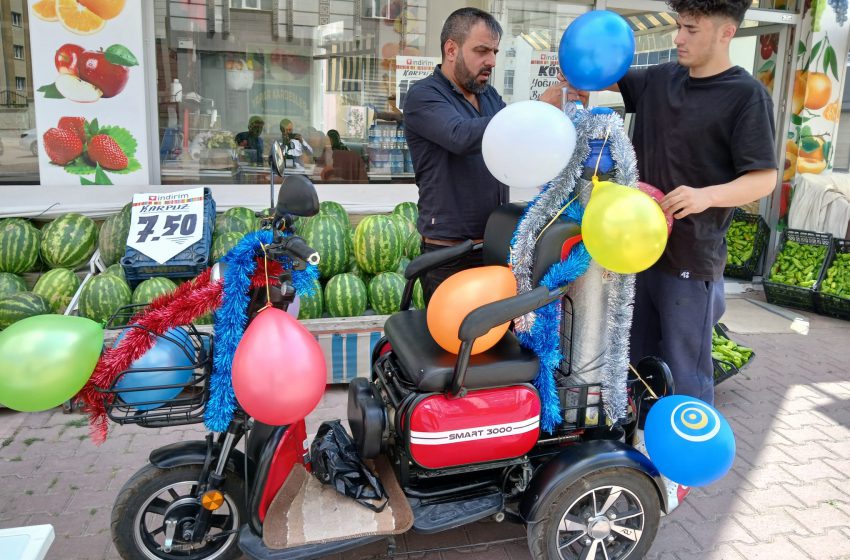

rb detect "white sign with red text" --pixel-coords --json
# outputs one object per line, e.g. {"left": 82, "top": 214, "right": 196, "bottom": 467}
{"left": 127, "top": 189, "right": 205, "bottom": 264}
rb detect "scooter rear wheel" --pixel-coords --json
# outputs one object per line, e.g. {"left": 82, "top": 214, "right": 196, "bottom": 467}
{"left": 111, "top": 463, "right": 245, "bottom": 560}
{"left": 527, "top": 467, "right": 660, "bottom": 560}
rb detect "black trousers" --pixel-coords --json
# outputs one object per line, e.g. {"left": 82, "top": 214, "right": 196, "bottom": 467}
{"left": 629, "top": 265, "right": 726, "bottom": 405}
{"left": 420, "top": 241, "right": 484, "bottom": 305}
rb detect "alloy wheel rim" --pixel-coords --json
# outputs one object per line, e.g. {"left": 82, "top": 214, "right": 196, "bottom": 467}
{"left": 132, "top": 479, "right": 239, "bottom": 560}
{"left": 555, "top": 484, "right": 645, "bottom": 560}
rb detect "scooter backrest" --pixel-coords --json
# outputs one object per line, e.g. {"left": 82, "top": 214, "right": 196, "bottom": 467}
{"left": 483, "top": 203, "right": 581, "bottom": 287}
{"left": 275, "top": 175, "right": 319, "bottom": 217}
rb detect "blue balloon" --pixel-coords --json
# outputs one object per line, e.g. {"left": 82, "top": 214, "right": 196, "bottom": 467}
{"left": 558, "top": 10, "right": 635, "bottom": 91}
{"left": 644, "top": 395, "right": 735, "bottom": 487}
{"left": 114, "top": 327, "right": 194, "bottom": 411}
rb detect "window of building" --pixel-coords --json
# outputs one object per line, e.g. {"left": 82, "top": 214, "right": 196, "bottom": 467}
{"left": 154, "top": 0, "right": 590, "bottom": 186}
{"left": 11, "top": 12, "right": 23, "bottom": 26}
{"left": 13, "top": 45, "right": 24, "bottom": 60}
{"left": 15, "top": 77, "right": 26, "bottom": 91}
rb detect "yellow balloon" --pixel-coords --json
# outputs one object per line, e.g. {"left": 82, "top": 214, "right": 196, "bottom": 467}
{"left": 582, "top": 181, "right": 668, "bottom": 274}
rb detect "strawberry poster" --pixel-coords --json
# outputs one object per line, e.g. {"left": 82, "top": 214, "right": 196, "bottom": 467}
{"left": 27, "top": 0, "right": 151, "bottom": 186}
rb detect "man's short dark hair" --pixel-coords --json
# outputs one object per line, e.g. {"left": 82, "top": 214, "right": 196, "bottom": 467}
{"left": 667, "top": 0, "right": 749, "bottom": 25}
{"left": 440, "top": 8, "right": 502, "bottom": 59}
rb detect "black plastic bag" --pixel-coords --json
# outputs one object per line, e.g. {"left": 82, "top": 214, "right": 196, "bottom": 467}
{"left": 310, "top": 420, "right": 388, "bottom": 512}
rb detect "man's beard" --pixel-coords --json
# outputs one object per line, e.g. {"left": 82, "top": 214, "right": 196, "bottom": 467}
{"left": 456, "top": 51, "right": 491, "bottom": 94}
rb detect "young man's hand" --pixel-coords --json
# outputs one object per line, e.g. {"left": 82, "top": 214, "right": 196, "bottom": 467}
{"left": 661, "top": 185, "right": 712, "bottom": 219}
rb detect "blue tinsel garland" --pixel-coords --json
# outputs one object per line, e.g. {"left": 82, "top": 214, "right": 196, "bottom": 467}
{"left": 516, "top": 202, "right": 592, "bottom": 433}
{"left": 205, "top": 229, "right": 319, "bottom": 432}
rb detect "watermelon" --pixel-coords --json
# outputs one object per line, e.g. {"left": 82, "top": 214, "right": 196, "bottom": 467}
{"left": 103, "top": 263, "right": 126, "bottom": 280}
{"left": 78, "top": 273, "right": 132, "bottom": 324}
{"left": 132, "top": 277, "right": 178, "bottom": 305}
{"left": 0, "top": 273, "right": 27, "bottom": 299}
{"left": 33, "top": 268, "right": 80, "bottom": 313}
{"left": 319, "top": 201, "right": 350, "bottom": 229}
{"left": 368, "top": 272, "right": 405, "bottom": 315}
{"left": 412, "top": 279, "right": 425, "bottom": 309}
{"left": 196, "top": 313, "right": 214, "bottom": 325}
{"left": 348, "top": 258, "right": 374, "bottom": 286}
{"left": 212, "top": 232, "right": 244, "bottom": 262}
{"left": 216, "top": 207, "right": 257, "bottom": 236}
{"left": 0, "top": 292, "right": 52, "bottom": 330}
{"left": 41, "top": 213, "right": 98, "bottom": 270}
{"left": 389, "top": 214, "right": 416, "bottom": 239}
{"left": 294, "top": 215, "right": 315, "bottom": 238}
{"left": 395, "top": 257, "right": 411, "bottom": 276}
{"left": 324, "top": 273, "right": 367, "bottom": 317}
{"left": 393, "top": 202, "right": 418, "bottom": 226}
{"left": 0, "top": 218, "right": 40, "bottom": 274}
{"left": 98, "top": 209, "right": 131, "bottom": 267}
{"left": 404, "top": 230, "right": 421, "bottom": 259}
{"left": 353, "top": 215, "right": 402, "bottom": 275}
{"left": 304, "top": 215, "right": 350, "bottom": 279}
{"left": 298, "top": 278, "right": 323, "bottom": 320}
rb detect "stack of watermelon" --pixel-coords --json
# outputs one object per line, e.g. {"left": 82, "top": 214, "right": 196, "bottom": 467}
{"left": 294, "top": 201, "right": 424, "bottom": 319}
{"left": 0, "top": 214, "right": 101, "bottom": 329}
{"left": 0, "top": 199, "right": 426, "bottom": 330}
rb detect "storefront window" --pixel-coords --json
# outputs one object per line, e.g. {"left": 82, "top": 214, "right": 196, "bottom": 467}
{"left": 0, "top": 0, "right": 39, "bottom": 185}
{"left": 154, "top": 0, "right": 594, "bottom": 186}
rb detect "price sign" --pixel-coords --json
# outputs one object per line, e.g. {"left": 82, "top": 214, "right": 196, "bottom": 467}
{"left": 127, "top": 188, "right": 205, "bottom": 264}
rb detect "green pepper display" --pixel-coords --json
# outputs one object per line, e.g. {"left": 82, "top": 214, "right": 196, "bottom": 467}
{"left": 821, "top": 251, "right": 850, "bottom": 299}
{"left": 726, "top": 218, "right": 758, "bottom": 266}
{"left": 768, "top": 240, "right": 827, "bottom": 289}
{"left": 712, "top": 329, "right": 754, "bottom": 375}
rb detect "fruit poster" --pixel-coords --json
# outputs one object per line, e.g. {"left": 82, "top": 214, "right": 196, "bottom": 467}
{"left": 28, "top": 0, "right": 151, "bottom": 186}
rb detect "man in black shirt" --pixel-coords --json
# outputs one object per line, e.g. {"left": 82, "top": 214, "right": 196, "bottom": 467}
{"left": 614, "top": 0, "right": 777, "bottom": 404}
{"left": 403, "top": 7, "right": 507, "bottom": 302}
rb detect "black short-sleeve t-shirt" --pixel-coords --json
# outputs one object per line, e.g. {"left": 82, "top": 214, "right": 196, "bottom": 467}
{"left": 619, "top": 63, "right": 777, "bottom": 281}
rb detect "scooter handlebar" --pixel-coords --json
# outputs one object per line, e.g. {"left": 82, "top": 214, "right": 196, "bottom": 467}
{"left": 277, "top": 235, "right": 320, "bottom": 266}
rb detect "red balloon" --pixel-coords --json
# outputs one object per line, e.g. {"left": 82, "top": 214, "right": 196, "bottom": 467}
{"left": 637, "top": 181, "right": 673, "bottom": 235}
{"left": 232, "top": 307, "right": 326, "bottom": 425}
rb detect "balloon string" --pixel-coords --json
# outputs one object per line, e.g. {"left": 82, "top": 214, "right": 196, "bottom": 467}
{"left": 591, "top": 127, "right": 612, "bottom": 185}
{"left": 628, "top": 363, "right": 659, "bottom": 400}
{"left": 260, "top": 243, "right": 272, "bottom": 310}
{"left": 535, "top": 193, "right": 580, "bottom": 244}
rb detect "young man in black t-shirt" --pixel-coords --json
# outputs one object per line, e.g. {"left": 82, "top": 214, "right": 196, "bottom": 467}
{"left": 613, "top": 0, "right": 778, "bottom": 404}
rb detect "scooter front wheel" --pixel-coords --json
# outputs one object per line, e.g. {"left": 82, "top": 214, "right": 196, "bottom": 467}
{"left": 111, "top": 463, "right": 245, "bottom": 560}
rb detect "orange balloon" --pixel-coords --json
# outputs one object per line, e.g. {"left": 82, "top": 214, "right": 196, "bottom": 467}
{"left": 427, "top": 266, "right": 517, "bottom": 355}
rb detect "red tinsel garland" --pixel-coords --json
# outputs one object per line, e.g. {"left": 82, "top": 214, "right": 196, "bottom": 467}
{"left": 81, "top": 260, "right": 281, "bottom": 443}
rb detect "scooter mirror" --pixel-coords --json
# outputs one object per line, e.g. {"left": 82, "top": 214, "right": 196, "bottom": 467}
{"left": 275, "top": 175, "right": 320, "bottom": 218}
{"left": 270, "top": 140, "right": 286, "bottom": 177}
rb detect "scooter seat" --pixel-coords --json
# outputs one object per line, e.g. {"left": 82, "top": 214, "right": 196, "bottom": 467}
{"left": 383, "top": 310, "right": 540, "bottom": 393}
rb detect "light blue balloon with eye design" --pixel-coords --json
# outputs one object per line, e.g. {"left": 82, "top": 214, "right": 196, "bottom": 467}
{"left": 645, "top": 395, "right": 735, "bottom": 487}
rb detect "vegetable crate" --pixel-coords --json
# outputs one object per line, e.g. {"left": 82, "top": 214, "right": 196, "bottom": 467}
{"left": 120, "top": 188, "right": 216, "bottom": 288}
{"left": 711, "top": 323, "right": 755, "bottom": 385}
{"left": 815, "top": 238, "right": 850, "bottom": 321}
{"left": 724, "top": 210, "right": 769, "bottom": 280}
{"left": 763, "top": 229, "right": 832, "bottom": 312}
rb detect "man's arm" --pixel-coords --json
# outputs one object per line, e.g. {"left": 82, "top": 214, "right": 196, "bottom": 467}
{"left": 660, "top": 169, "right": 777, "bottom": 219}
{"left": 404, "top": 84, "right": 492, "bottom": 155}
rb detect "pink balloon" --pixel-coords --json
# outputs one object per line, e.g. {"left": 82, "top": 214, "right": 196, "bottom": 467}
{"left": 232, "top": 307, "right": 326, "bottom": 425}
{"left": 637, "top": 181, "right": 673, "bottom": 235}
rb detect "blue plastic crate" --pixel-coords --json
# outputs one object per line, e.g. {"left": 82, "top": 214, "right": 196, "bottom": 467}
{"left": 121, "top": 188, "right": 216, "bottom": 287}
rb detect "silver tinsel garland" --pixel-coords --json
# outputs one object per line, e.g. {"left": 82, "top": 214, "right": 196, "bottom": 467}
{"left": 510, "top": 106, "right": 639, "bottom": 423}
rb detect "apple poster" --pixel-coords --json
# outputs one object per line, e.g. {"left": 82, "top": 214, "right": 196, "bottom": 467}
{"left": 28, "top": 0, "right": 151, "bottom": 186}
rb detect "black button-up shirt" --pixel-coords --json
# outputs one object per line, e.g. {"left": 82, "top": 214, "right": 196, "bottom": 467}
{"left": 403, "top": 65, "right": 507, "bottom": 240}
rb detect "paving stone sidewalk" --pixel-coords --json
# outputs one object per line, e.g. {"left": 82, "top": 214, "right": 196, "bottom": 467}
{"left": 1, "top": 292, "right": 849, "bottom": 559}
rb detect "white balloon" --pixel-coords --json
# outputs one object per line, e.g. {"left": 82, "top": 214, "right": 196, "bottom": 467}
{"left": 482, "top": 101, "right": 577, "bottom": 189}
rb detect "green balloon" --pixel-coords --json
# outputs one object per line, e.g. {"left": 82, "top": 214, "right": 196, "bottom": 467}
{"left": 0, "top": 314, "right": 104, "bottom": 412}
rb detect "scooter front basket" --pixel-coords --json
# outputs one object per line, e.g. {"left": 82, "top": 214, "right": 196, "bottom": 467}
{"left": 96, "top": 305, "right": 212, "bottom": 428}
